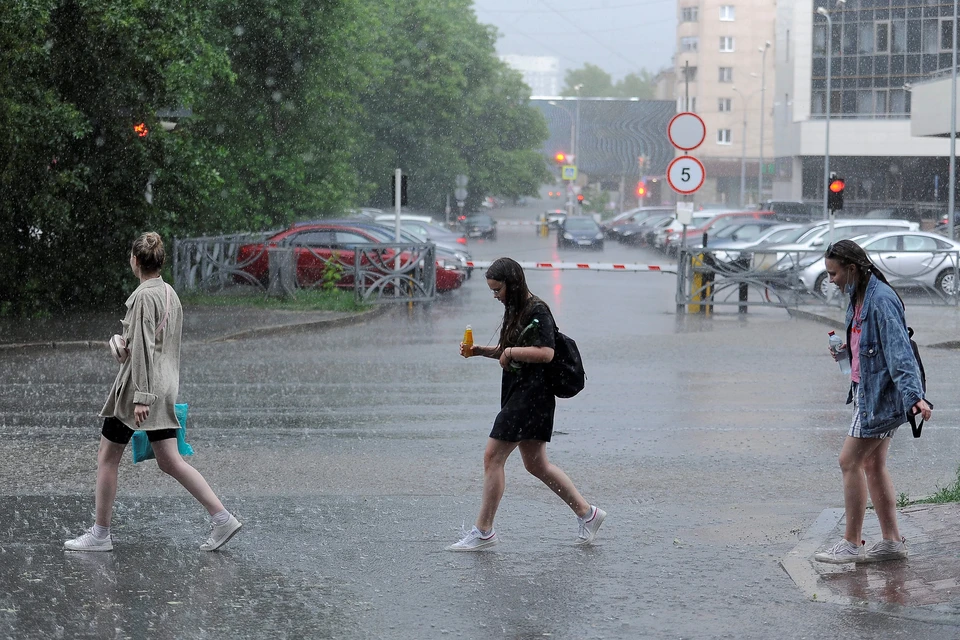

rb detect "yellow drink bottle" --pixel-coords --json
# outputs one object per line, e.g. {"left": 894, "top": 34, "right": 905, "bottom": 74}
{"left": 463, "top": 325, "right": 474, "bottom": 356}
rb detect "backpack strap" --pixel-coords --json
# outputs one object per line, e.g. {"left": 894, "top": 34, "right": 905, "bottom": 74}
{"left": 908, "top": 411, "right": 923, "bottom": 438}
{"left": 155, "top": 283, "right": 173, "bottom": 335}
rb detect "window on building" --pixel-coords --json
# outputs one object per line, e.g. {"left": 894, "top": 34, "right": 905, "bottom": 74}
{"left": 684, "top": 66, "right": 698, "bottom": 81}
{"left": 681, "top": 6, "right": 698, "bottom": 22}
{"left": 720, "top": 36, "right": 735, "bottom": 52}
{"left": 876, "top": 21, "right": 890, "bottom": 53}
{"left": 718, "top": 67, "right": 733, "bottom": 82}
{"left": 813, "top": 24, "right": 827, "bottom": 56}
{"left": 677, "top": 96, "right": 697, "bottom": 112}
{"left": 717, "top": 129, "right": 732, "bottom": 144}
{"left": 923, "top": 19, "right": 939, "bottom": 53}
{"left": 858, "top": 22, "right": 874, "bottom": 53}
{"left": 681, "top": 36, "right": 699, "bottom": 52}
{"left": 941, "top": 17, "right": 955, "bottom": 52}
{"left": 719, "top": 5, "right": 735, "bottom": 21}
{"left": 718, "top": 98, "right": 732, "bottom": 112}
{"left": 892, "top": 20, "right": 906, "bottom": 53}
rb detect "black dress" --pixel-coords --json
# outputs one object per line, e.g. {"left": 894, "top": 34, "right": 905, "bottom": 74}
{"left": 489, "top": 300, "right": 557, "bottom": 443}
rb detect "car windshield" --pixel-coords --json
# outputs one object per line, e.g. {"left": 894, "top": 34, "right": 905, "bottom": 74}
{"left": 762, "top": 227, "right": 801, "bottom": 243}
{"left": 565, "top": 217, "right": 599, "bottom": 230}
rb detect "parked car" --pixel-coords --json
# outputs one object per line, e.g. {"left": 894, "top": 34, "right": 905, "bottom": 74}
{"left": 557, "top": 216, "right": 604, "bottom": 250}
{"left": 751, "top": 219, "right": 920, "bottom": 273}
{"left": 707, "top": 224, "right": 803, "bottom": 268}
{"left": 666, "top": 210, "right": 776, "bottom": 255}
{"left": 863, "top": 206, "right": 923, "bottom": 224}
{"left": 618, "top": 212, "right": 676, "bottom": 246}
{"left": 234, "top": 222, "right": 466, "bottom": 292}
{"left": 348, "top": 221, "right": 473, "bottom": 279}
{"left": 379, "top": 217, "right": 467, "bottom": 247}
{"left": 704, "top": 219, "right": 783, "bottom": 247}
{"left": 759, "top": 200, "right": 818, "bottom": 222}
{"left": 539, "top": 209, "right": 568, "bottom": 230}
{"left": 463, "top": 213, "right": 497, "bottom": 240}
{"left": 650, "top": 211, "right": 721, "bottom": 250}
{"left": 796, "top": 230, "right": 960, "bottom": 298}
{"left": 602, "top": 206, "right": 674, "bottom": 239}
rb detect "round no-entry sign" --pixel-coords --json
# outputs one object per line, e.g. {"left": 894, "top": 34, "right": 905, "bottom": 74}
{"left": 667, "top": 156, "right": 705, "bottom": 194}
{"left": 667, "top": 112, "right": 706, "bottom": 151}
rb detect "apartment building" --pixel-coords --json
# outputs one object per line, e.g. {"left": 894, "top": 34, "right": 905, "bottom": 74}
{"left": 675, "top": 0, "right": 777, "bottom": 206}
{"left": 773, "top": 0, "right": 955, "bottom": 219}
{"left": 500, "top": 55, "right": 561, "bottom": 97}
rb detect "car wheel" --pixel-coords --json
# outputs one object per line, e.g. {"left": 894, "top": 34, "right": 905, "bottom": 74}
{"left": 814, "top": 272, "right": 838, "bottom": 300}
{"left": 935, "top": 268, "right": 959, "bottom": 295}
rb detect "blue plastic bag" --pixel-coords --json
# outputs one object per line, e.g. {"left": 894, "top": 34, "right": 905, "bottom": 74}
{"left": 131, "top": 403, "right": 194, "bottom": 464}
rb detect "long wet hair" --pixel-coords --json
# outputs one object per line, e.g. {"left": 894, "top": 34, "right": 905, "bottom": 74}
{"left": 824, "top": 239, "right": 903, "bottom": 307}
{"left": 485, "top": 257, "right": 549, "bottom": 349}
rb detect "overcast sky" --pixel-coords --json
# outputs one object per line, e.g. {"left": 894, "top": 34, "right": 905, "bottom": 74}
{"left": 473, "top": 0, "right": 677, "bottom": 83}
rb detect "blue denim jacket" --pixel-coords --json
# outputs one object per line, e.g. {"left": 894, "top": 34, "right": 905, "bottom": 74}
{"left": 844, "top": 276, "right": 924, "bottom": 436}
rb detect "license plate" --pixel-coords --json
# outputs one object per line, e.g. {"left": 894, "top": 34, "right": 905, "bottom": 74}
{"left": 469, "top": 231, "right": 482, "bottom": 237}
{"left": 577, "top": 240, "right": 591, "bottom": 246}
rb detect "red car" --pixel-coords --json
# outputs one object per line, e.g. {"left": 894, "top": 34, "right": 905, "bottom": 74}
{"left": 234, "top": 222, "right": 465, "bottom": 292}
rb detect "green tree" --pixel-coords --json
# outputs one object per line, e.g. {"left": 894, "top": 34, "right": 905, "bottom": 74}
{"left": 560, "top": 63, "right": 614, "bottom": 97}
{"left": 0, "top": 0, "right": 229, "bottom": 314}
{"left": 615, "top": 71, "right": 655, "bottom": 99}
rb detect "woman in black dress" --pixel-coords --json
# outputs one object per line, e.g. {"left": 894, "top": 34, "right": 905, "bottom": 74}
{"left": 447, "top": 257, "right": 605, "bottom": 551}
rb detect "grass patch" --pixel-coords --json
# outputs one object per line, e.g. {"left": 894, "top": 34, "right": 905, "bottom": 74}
{"left": 897, "top": 464, "right": 960, "bottom": 507}
{"left": 913, "top": 465, "right": 960, "bottom": 505}
{"left": 180, "top": 289, "right": 368, "bottom": 313}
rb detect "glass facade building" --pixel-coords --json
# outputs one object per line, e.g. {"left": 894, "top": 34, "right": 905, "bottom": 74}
{"left": 811, "top": 1, "right": 959, "bottom": 119}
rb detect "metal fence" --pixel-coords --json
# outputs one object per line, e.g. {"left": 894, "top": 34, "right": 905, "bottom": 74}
{"left": 675, "top": 245, "right": 960, "bottom": 313}
{"left": 173, "top": 235, "right": 436, "bottom": 303}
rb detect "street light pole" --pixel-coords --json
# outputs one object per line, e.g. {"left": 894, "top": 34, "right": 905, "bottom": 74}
{"left": 574, "top": 83, "right": 583, "bottom": 215}
{"left": 758, "top": 41, "right": 771, "bottom": 204}
{"left": 949, "top": 0, "right": 957, "bottom": 242}
{"left": 548, "top": 100, "right": 576, "bottom": 216}
{"left": 733, "top": 87, "right": 749, "bottom": 208}
{"left": 818, "top": 7, "right": 833, "bottom": 220}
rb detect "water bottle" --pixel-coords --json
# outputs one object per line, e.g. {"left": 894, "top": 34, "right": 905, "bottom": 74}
{"left": 462, "top": 325, "right": 474, "bottom": 357}
{"left": 828, "top": 331, "right": 852, "bottom": 375}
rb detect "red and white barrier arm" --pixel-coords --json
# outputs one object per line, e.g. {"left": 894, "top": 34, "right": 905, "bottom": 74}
{"left": 465, "top": 260, "right": 674, "bottom": 273}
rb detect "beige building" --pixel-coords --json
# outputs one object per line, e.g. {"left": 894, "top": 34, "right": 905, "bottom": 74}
{"left": 675, "top": 0, "right": 776, "bottom": 206}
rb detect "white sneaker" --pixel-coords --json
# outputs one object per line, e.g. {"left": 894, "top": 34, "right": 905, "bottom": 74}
{"left": 447, "top": 526, "right": 498, "bottom": 552}
{"left": 64, "top": 529, "right": 113, "bottom": 552}
{"left": 200, "top": 515, "right": 242, "bottom": 551}
{"left": 864, "top": 537, "right": 908, "bottom": 563}
{"left": 813, "top": 538, "right": 864, "bottom": 564}
{"left": 576, "top": 506, "right": 607, "bottom": 545}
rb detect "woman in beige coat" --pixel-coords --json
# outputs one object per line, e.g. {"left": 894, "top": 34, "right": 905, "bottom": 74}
{"left": 65, "top": 232, "right": 241, "bottom": 552}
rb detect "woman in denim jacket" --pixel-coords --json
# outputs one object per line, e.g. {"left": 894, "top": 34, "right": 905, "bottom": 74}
{"left": 814, "top": 240, "right": 932, "bottom": 564}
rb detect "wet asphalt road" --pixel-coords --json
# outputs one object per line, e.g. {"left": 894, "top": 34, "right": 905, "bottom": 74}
{"left": 2, "top": 198, "right": 960, "bottom": 639}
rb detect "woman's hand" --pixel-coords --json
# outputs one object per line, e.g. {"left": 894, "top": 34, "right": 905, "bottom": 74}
{"left": 499, "top": 347, "right": 515, "bottom": 370}
{"left": 134, "top": 403, "right": 150, "bottom": 427}
{"left": 460, "top": 342, "right": 474, "bottom": 358}
{"left": 828, "top": 343, "right": 847, "bottom": 362}
{"left": 912, "top": 399, "right": 932, "bottom": 421}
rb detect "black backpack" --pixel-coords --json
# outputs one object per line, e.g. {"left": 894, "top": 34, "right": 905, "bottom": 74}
{"left": 548, "top": 330, "right": 586, "bottom": 398}
{"left": 907, "top": 326, "right": 930, "bottom": 437}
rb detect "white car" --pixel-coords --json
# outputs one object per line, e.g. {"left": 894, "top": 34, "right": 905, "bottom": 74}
{"left": 796, "top": 230, "right": 960, "bottom": 298}
{"left": 708, "top": 224, "right": 802, "bottom": 265}
{"left": 751, "top": 219, "right": 919, "bottom": 272}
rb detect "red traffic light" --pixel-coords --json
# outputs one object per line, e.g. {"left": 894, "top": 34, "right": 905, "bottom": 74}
{"left": 133, "top": 122, "right": 149, "bottom": 138}
{"left": 636, "top": 181, "right": 647, "bottom": 197}
{"left": 829, "top": 179, "right": 845, "bottom": 193}
{"left": 554, "top": 152, "right": 566, "bottom": 164}
{"left": 576, "top": 193, "right": 584, "bottom": 203}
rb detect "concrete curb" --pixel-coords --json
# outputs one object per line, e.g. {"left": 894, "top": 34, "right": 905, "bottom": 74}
{"left": 785, "top": 307, "right": 845, "bottom": 330}
{"left": 781, "top": 508, "right": 960, "bottom": 623}
{"left": 203, "top": 304, "right": 391, "bottom": 343}
{"left": 0, "top": 305, "right": 391, "bottom": 353}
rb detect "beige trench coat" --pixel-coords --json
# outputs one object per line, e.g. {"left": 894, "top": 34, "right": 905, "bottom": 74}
{"left": 100, "top": 277, "right": 182, "bottom": 431}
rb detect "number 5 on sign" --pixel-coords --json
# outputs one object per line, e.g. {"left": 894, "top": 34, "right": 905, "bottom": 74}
{"left": 667, "top": 156, "right": 705, "bottom": 195}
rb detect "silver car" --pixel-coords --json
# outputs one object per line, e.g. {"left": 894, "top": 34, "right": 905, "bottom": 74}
{"left": 797, "top": 230, "right": 960, "bottom": 298}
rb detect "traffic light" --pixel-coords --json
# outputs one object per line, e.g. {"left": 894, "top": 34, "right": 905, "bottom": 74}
{"left": 828, "top": 176, "right": 845, "bottom": 211}
{"left": 133, "top": 122, "right": 149, "bottom": 138}
{"left": 636, "top": 181, "right": 647, "bottom": 198}
{"left": 554, "top": 152, "right": 567, "bottom": 164}
{"left": 576, "top": 193, "right": 584, "bottom": 204}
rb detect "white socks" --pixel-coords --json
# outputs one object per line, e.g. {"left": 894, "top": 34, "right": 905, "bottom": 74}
{"left": 92, "top": 524, "right": 110, "bottom": 539}
{"left": 211, "top": 509, "right": 231, "bottom": 526}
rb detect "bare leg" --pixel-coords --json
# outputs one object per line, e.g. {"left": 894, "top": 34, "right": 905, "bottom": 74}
{"left": 152, "top": 439, "right": 225, "bottom": 516}
{"left": 95, "top": 437, "right": 127, "bottom": 528}
{"left": 863, "top": 438, "right": 902, "bottom": 541}
{"left": 476, "top": 438, "right": 520, "bottom": 531}
{"left": 518, "top": 440, "right": 591, "bottom": 518}
{"left": 839, "top": 435, "right": 886, "bottom": 544}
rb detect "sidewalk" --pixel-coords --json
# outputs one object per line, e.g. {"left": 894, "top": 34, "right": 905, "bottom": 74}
{"left": 784, "top": 302, "right": 960, "bottom": 620}
{"left": 0, "top": 304, "right": 388, "bottom": 350}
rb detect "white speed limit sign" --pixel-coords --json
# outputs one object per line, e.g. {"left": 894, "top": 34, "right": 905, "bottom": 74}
{"left": 667, "top": 156, "right": 705, "bottom": 195}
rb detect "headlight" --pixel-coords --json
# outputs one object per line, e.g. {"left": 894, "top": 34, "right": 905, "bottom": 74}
{"left": 595, "top": 233, "right": 604, "bottom": 240}
{"left": 563, "top": 233, "right": 574, "bottom": 239}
